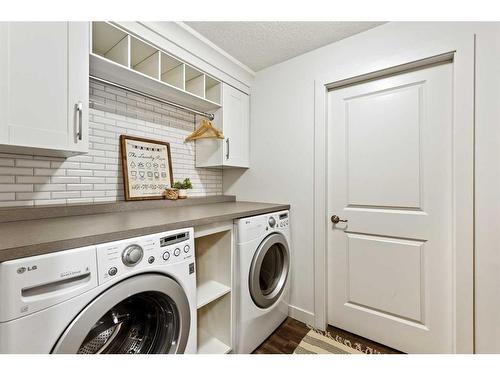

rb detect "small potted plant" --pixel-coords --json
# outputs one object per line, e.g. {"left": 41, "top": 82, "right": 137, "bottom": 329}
{"left": 173, "top": 178, "right": 193, "bottom": 199}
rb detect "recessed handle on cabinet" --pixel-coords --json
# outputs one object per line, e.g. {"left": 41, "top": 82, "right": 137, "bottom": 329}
{"left": 331, "top": 215, "right": 348, "bottom": 224}
{"left": 76, "top": 101, "right": 83, "bottom": 141}
{"left": 226, "top": 138, "right": 230, "bottom": 160}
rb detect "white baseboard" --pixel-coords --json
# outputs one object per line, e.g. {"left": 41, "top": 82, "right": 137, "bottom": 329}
{"left": 288, "top": 305, "right": 315, "bottom": 326}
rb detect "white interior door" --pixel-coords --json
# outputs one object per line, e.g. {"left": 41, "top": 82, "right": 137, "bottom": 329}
{"left": 327, "top": 62, "right": 453, "bottom": 353}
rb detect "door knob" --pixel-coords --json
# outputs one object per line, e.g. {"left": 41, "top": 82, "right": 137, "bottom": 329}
{"left": 331, "top": 215, "right": 348, "bottom": 224}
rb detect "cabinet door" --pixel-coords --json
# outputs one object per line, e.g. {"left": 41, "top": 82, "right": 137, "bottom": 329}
{"left": 0, "top": 22, "right": 88, "bottom": 156}
{"left": 223, "top": 84, "right": 249, "bottom": 168}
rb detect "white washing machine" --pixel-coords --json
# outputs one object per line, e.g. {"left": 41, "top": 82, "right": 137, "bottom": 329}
{"left": 0, "top": 228, "right": 197, "bottom": 354}
{"left": 234, "top": 210, "right": 291, "bottom": 353}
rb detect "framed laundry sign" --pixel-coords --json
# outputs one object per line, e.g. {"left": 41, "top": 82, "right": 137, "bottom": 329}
{"left": 120, "top": 135, "right": 174, "bottom": 201}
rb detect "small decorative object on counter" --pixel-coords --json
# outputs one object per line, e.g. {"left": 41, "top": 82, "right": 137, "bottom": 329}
{"left": 173, "top": 178, "right": 193, "bottom": 199}
{"left": 164, "top": 188, "right": 179, "bottom": 200}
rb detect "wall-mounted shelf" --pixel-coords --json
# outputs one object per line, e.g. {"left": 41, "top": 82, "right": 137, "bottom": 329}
{"left": 90, "top": 22, "right": 222, "bottom": 113}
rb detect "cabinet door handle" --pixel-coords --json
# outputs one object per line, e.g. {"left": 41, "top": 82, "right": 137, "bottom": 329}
{"left": 75, "top": 101, "right": 83, "bottom": 141}
{"left": 226, "top": 138, "right": 230, "bottom": 160}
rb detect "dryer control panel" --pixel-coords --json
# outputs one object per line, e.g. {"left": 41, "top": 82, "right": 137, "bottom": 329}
{"left": 96, "top": 228, "right": 194, "bottom": 285}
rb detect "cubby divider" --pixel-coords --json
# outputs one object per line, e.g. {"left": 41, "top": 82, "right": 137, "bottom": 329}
{"left": 205, "top": 76, "right": 222, "bottom": 105}
{"left": 185, "top": 65, "right": 206, "bottom": 98}
{"left": 130, "top": 37, "right": 160, "bottom": 79}
{"left": 161, "top": 52, "right": 185, "bottom": 90}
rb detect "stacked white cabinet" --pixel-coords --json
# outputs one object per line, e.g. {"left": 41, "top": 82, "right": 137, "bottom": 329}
{"left": 0, "top": 22, "right": 89, "bottom": 157}
{"left": 196, "top": 83, "right": 250, "bottom": 168}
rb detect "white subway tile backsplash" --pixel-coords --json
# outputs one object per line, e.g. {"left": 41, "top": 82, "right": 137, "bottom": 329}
{"left": 0, "top": 200, "right": 34, "bottom": 207}
{"left": 34, "top": 184, "right": 66, "bottom": 192}
{"left": 34, "top": 199, "right": 67, "bottom": 206}
{"left": 0, "top": 167, "right": 33, "bottom": 176}
{"left": 81, "top": 190, "right": 106, "bottom": 198}
{"left": 0, "top": 80, "right": 222, "bottom": 207}
{"left": 0, "top": 184, "right": 33, "bottom": 192}
{"left": 16, "top": 192, "right": 51, "bottom": 200}
{"left": 0, "top": 159, "right": 14, "bottom": 167}
{"left": 51, "top": 191, "right": 82, "bottom": 199}
{"left": 0, "top": 176, "right": 15, "bottom": 183}
{"left": 67, "top": 184, "right": 93, "bottom": 191}
{"left": 34, "top": 168, "right": 65, "bottom": 176}
{"left": 16, "top": 176, "right": 50, "bottom": 184}
{"left": 50, "top": 161, "right": 80, "bottom": 169}
{"left": 81, "top": 177, "right": 106, "bottom": 184}
{"left": 66, "top": 198, "right": 93, "bottom": 204}
{"left": 0, "top": 192, "right": 15, "bottom": 201}
{"left": 80, "top": 162, "right": 106, "bottom": 170}
{"left": 15, "top": 159, "right": 51, "bottom": 168}
{"left": 67, "top": 169, "right": 93, "bottom": 177}
{"left": 50, "top": 176, "right": 81, "bottom": 184}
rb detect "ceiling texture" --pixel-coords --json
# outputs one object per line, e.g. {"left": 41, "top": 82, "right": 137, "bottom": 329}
{"left": 184, "top": 22, "right": 384, "bottom": 72}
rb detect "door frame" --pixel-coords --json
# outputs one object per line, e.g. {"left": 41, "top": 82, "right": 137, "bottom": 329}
{"left": 313, "top": 34, "right": 475, "bottom": 353}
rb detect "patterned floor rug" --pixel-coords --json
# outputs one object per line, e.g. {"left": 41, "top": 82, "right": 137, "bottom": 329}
{"left": 294, "top": 329, "right": 371, "bottom": 354}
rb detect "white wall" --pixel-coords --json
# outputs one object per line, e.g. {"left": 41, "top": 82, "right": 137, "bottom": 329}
{"left": 224, "top": 21, "right": 500, "bottom": 351}
{"left": 474, "top": 24, "right": 500, "bottom": 353}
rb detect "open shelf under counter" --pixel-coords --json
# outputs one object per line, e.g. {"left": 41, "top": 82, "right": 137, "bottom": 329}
{"left": 197, "top": 329, "right": 232, "bottom": 355}
{"left": 90, "top": 53, "right": 221, "bottom": 113}
{"left": 194, "top": 222, "right": 234, "bottom": 354}
{"left": 197, "top": 279, "right": 231, "bottom": 309}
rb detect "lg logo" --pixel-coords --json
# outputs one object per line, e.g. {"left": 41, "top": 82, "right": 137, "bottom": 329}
{"left": 16, "top": 265, "right": 37, "bottom": 274}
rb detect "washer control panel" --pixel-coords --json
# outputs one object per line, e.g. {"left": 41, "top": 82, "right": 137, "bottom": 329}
{"left": 267, "top": 212, "right": 289, "bottom": 229}
{"left": 96, "top": 228, "right": 194, "bottom": 285}
{"left": 277, "top": 212, "right": 289, "bottom": 228}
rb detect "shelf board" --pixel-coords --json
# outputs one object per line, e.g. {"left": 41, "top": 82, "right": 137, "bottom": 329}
{"left": 197, "top": 330, "right": 232, "bottom": 354}
{"left": 197, "top": 280, "right": 231, "bottom": 309}
{"left": 90, "top": 53, "right": 221, "bottom": 113}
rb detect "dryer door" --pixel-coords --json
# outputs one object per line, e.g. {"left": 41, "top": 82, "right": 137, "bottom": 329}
{"left": 249, "top": 233, "right": 290, "bottom": 309}
{"left": 52, "top": 274, "right": 190, "bottom": 354}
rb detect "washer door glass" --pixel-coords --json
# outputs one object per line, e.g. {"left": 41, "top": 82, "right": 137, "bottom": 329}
{"left": 52, "top": 274, "right": 191, "bottom": 354}
{"left": 249, "top": 233, "right": 290, "bottom": 309}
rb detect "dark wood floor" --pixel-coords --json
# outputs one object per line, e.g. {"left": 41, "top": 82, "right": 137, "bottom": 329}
{"left": 253, "top": 317, "right": 402, "bottom": 354}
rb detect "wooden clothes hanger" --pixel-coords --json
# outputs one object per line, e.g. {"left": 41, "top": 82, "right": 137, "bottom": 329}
{"left": 185, "top": 119, "right": 224, "bottom": 142}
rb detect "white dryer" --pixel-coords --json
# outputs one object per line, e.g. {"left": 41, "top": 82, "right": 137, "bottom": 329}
{"left": 0, "top": 228, "right": 197, "bottom": 354}
{"left": 234, "top": 210, "right": 291, "bottom": 353}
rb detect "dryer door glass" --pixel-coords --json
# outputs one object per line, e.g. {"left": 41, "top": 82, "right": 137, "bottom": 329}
{"left": 52, "top": 274, "right": 191, "bottom": 354}
{"left": 249, "top": 233, "right": 290, "bottom": 309}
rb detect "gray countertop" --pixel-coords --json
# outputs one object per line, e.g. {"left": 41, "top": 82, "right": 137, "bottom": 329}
{"left": 0, "top": 200, "right": 289, "bottom": 262}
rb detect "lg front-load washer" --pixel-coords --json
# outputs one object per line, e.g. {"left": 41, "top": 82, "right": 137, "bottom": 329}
{"left": 234, "top": 210, "right": 291, "bottom": 354}
{"left": 0, "top": 228, "right": 197, "bottom": 354}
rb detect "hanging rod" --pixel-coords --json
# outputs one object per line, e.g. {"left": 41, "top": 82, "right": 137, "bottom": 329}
{"left": 89, "top": 75, "right": 215, "bottom": 121}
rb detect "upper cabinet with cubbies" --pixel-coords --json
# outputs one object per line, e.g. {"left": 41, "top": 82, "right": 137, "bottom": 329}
{"left": 90, "top": 22, "right": 222, "bottom": 112}
{"left": 90, "top": 21, "right": 249, "bottom": 169}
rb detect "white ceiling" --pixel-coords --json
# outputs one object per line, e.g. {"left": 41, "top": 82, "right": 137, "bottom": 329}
{"left": 184, "top": 22, "right": 384, "bottom": 72}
